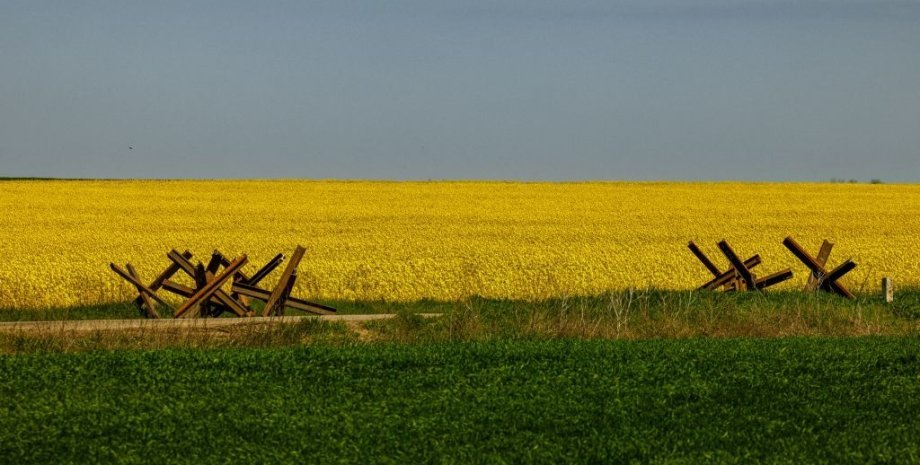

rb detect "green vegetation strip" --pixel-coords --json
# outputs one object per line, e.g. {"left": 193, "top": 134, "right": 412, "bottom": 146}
{"left": 2, "top": 337, "right": 920, "bottom": 464}
{"left": 4, "top": 288, "right": 920, "bottom": 322}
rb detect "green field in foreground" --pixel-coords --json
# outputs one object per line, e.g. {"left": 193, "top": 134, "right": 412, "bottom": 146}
{"left": 2, "top": 337, "right": 920, "bottom": 464}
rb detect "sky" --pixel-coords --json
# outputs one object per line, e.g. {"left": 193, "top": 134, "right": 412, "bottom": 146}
{"left": 1, "top": 0, "right": 919, "bottom": 181}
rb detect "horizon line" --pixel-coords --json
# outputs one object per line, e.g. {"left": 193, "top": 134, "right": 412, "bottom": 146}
{"left": 0, "top": 176, "right": 902, "bottom": 185}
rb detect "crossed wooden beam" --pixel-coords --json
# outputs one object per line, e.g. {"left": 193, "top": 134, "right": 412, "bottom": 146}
{"left": 110, "top": 245, "right": 336, "bottom": 318}
{"left": 689, "top": 241, "right": 760, "bottom": 291}
{"left": 782, "top": 236, "right": 856, "bottom": 299}
{"left": 160, "top": 250, "right": 251, "bottom": 318}
{"left": 688, "top": 240, "right": 793, "bottom": 292}
{"left": 230, "top": 245, "right": 336, "bottom": 317}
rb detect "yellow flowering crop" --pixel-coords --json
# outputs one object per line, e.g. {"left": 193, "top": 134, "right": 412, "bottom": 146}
{"left": 0, "top": 180, "right": 917, "bottom": 308}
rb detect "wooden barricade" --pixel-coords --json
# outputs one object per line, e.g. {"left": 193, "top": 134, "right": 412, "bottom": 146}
{"left": 688, "top": 240, "right": 793, "bottom": 292}
{"left": 689, "top": 236, "right": 857, "bottom": 299}
{"left": 782, "top": 236, "right": 856, "bottom": 299}
{"left": 111, "top": 245, "right": 336, "bottom": 318}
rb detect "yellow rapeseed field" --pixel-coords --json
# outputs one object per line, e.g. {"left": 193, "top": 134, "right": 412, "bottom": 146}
{"left": 0, "top": 180, "right": 918, "bottom": 309}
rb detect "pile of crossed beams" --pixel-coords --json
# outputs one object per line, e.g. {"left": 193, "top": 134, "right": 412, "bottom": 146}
{"left": 110, "top": 246, "right": 336, "bottom": 319}
{"left": 688, "top": 240, "right": 794, "bottom": 292}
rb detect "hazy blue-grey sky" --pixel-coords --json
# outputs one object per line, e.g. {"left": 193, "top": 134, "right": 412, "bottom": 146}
{"left": 1, "top": 0, "right": 919, "bottom": 181}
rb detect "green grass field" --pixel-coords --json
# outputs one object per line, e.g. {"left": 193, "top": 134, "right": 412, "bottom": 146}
{"left": 2, "top": 337, "right": 920, "bottom": 464}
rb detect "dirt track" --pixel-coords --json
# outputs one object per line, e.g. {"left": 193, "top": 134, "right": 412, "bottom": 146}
{"left": 0, "top": 314, "right": 440, "bottom": 333}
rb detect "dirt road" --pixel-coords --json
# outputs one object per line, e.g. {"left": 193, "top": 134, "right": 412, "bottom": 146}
{"left": 0, "top": 314, "right": 440, "bottom": 333}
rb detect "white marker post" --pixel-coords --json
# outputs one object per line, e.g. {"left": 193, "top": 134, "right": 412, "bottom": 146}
{"left": 882, "top": 277, "right": 894, "bottom": 304}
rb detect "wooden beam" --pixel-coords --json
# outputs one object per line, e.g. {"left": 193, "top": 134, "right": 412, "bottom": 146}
{"left": 246, "top": 253, "right": 285, "bottom": 286}
{"left": 178, "top": 263, "right": 209, "bottom": 318}
{"left": 203, "top": 269, "right": 246, "bottom": 317}
{"left": 175, "top": 255, "right": 248, "bottom": 318}
{"left": 688, "top": 241, "right": 721, "bottom": 278}
{"left": 699, "top": 255, "right": 761, "bottom": 291}
{"left": 110, "top": 263, "right": 174, "bottom": 309}
{"left": 271, "top": 271, "right": 298, "bottom": 317}
{"left": 126, "top": 263, "right": 160, "bottom": 319}
{"left": 754, "top": 268, "right": 794, "bottom": 290}
{"left": 820, "top": 260, "right": 856, "bottom": 299}
{"left": 783, "top": 236, "right": 825, "bottom": 277}
{"left": 206, "top": 251, "right": 222, "bottom": 276}
{"left": 194, "top": 263, "right": 207, "bottom": 289}
{"left": 784, "top": 236, "right": 854, "bottom": 299}
{"left": 216, "top": 250, "right": 252, "bottom": 283}
{"left": 160, "top": 279, "right": 247, "bottom": 315}
{"left": 263, "top": 246, "right": 306, "bottom": 317}
{"left": 132, "top": 250, "right": 192, "bottom": 308}
{"left": 160, "top": 280, "right": 235, "bottom": 315}
{"left": 215, "top": 249, "right": 255, "bottom": 307}
{"left": 167, "top": 250, "right": 250, "bottom": 317}
{"left": 824, "top": 260, "right": 855, "bottom": 283}
{"left": 717, "top": 241, "right": 756, "bottom": 291}
{"left": 161, "top": 279, "right": 196, "bottom": 297}
{"left": 168, "top": 250, "right": 202, "bottom": 279}
{"left": 805, "top": 240, "right": 833, "bottom": 292}
{"left": 232, "top": 282, "right": 336, "bottom": 315}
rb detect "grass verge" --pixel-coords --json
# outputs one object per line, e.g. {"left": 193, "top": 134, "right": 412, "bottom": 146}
{"left": 1, "top": 289, "right": 919, "bottom": 353}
